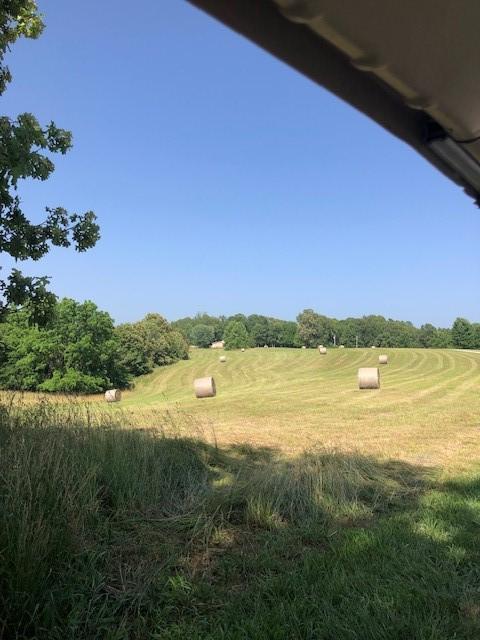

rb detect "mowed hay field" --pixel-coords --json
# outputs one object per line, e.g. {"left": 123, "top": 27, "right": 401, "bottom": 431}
{"left": 119, "top": 348, "right": 480, "bottom": 469}
{"left": 5, "top": 348, "right": 480, "bottom": 639}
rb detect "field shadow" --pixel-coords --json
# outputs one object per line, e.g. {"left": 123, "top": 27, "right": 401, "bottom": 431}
{"left": 190, "top": 447, "right": 480, "bottom": 640}
{"left": 2, "top": 414, "right": 480, "bottom": 639}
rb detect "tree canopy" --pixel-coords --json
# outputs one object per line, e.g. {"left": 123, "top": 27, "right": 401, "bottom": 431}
{"left": 0, "top": 303, "right": 189, "bottom": 393}
{"left": 224, "top": 320, "right": 249, "bottom": 350}
{"left": 116, "top": 314, "right": 189, "bottom": 378}
{"left": 0, "top": 299, "right": 127, "bottom": 392}
{"left": 189, "top": 324, "right": 215, "bottom": 348}
{"left": 451, "top": 317, "right": 476, "bottom": 349}
{"left": 173, "top": 313, "right": 298, "bottom": 348}
{"left": 170, "top": 309, "right": 475, "bottom": 350}
{"left": 0, "top": 1, "right": 99, "bottom": 323}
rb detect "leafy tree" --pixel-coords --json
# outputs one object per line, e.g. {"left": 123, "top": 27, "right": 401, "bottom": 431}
{"left": 167, "top": 330, "right": 190, "bottom": 362}
{"left": 268, "top": 319, "right": 298, "bottom": 347}
{"left": 150, "top": 309, "right": 475, "bottom": 356}
{"left": 170, "top": 316, "right": 195, "bottom": 341}
{"left": 174, "top": 313, "right": 300, "bottom": 349}
{"left": 39, "top": 369, "right": 108, "bottom": 394}
{"left": 189, "top": 324, "right": 214, "bottom": 348}
{"left": 451, "top": 317, "right": 475, "bottom": 349}
{"left": 338, "top": 318, "right": 361, "bottom": 347}
{"left": 0, "top": 299, "right": 127, "bottom": 392}
{"left": 430, "top": 328, "right": 453, "bottom": 348}
{"left": 227, "top": 313, "right": 248, "bottom": 326}
{"left": 224, "top": 320, "right": 249, "bottom": 350}
{"left": 0, "top": 311, "right": 51, "bottom": 388}
{"left": 0, "top": 2, "right": 99, "bottom": 323}
{"left": 247, "top": 315, "right": 270, "bottom": 347}
{"left": 116, "top": 313, "right": 189, "bottom": 377}
{"left": 419, "top": 323, "right": 437, "bottom": 348}
{"left": 297, "top": 309, "right": 333, "bottom": 347}
{"left": 0, "top": 304, "right": 189, "bottom": 393}
{"left": 172, "top": 313, "right": 225, "bottom": 342}
{"left": 357, "top": 315, "right": 387, "bottom": 347}
{"left": 139, "top": 314, "right": 189, "bottom": 364}
{"left": 472, "top": 323, "right": 480, "bottom": 349}
{"left": 296, "top": 309, "right": 320, "bottom": 347}
{"left": 115, "top": 323, "right": 151, "bottom": 377}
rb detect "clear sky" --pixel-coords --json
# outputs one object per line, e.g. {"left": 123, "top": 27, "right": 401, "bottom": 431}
{"left": 3, "top": 0, "right": 479, "bottom": 326}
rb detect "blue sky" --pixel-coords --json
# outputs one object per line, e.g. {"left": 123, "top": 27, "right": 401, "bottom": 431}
{"left": 3, "top": 0, "right": 479, "bottom": 326}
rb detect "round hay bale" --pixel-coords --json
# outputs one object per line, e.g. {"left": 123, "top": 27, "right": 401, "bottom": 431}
{"left": 319, "top": 347, "right": 327, "bottom": 354}
{"left": 378, "top": 354, "right": 388, "bottom": 364}
{"left": 371, "top": 345, "right": 376, "bottom": 349}
{"left": 358, "top": 367, "right": 380, "bottom": 389}
{"left": 302, "top": 345, "right": 307, "bottom": 349}
{"left": 194, "top": 376, "right": 216, "bottom": 398}
{"left": 105, "top": 389, "right": 121, "bottom": 402}
{"left": 319, "top": 344, "right": 324, "bottom": 348}
{"left": 339, "top": 345, "right": 345, "bottom": 348}
{"left": 219, "top": 355, "right": 226, "bottom": 363}
{"left": 241, "top": 348, "right": 245, "bottom": 352}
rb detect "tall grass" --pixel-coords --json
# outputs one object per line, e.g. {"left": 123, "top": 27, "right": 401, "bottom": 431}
{"left": 0, "top": 399, "right": 417, "bottom": 639}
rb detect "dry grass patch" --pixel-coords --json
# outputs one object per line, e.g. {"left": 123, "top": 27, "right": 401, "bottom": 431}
{"left": 113, "top": 348, "right": 480, "bottom": 470}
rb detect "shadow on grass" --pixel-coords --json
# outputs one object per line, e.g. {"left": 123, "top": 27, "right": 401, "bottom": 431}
{"left": 1, "top": 407, "right": 480, "bottom": 639}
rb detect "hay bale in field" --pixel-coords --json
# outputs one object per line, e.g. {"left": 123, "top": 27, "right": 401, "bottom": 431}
{"left": 219, "top": 356, "right": 226, "bottom": 363}
{"left": 302, "top": 345, "right": 307, "bottom": 349}
{"left": 241, "top": 348, "right": 245, "bottom": 352}
{"left": 379, "top": 354, "right": 388, "bottom": 364}
{"left": 371, "top": 345, "right": 376, "bottom": 349}
{"left": 339, "top": 345, "right": 345, "bottom": 348}
{"left": 319, "top": 347, "right": 327, "bottom": 354}
{"left": 211, "top": 340, "right": 225, "bottom": 349}
{"left": 105, "top": 389, "right": 121, "bottom": 402}
{"left": 358, "top": 367, "right": 380, "bottom": 389}
{"left": 194, "top": 376, "right": 216, "bottom": 398}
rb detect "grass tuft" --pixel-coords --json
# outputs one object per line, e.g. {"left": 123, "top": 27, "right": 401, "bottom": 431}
{"left": 1, "top": 396, "right": 480, "bottom": 639}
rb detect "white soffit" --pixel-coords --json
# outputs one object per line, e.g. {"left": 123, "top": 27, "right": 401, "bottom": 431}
{"left": 274, "top": 0, "right": 480, "bottom": 160}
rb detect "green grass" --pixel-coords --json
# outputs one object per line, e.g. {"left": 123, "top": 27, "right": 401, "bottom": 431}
{"left": 121, "top": 348, "right": 480, "bottom": 468}
{"left": 2, "top": 349, "right": 480, "bottom": 638}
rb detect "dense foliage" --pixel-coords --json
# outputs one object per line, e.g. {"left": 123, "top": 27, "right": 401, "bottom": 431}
{"left": 173, "top": 313, "right": 225, "bottom": 345}
{"left": 451, "top": 317, "right": 480, "bottom": 350}
{"left": 189, "top": 323, "right": 215, "bottom": 348}
{"left": 0, "top": 1, "right": 99, "bottom": 323}
{"left": 115, "top": 313, "right": 189, "bottom": 377}
{"left": 173, "top": 309, "right": 480, "bottom": 350}
{"left": 173, "top": 313, "right": 298, "bottom": 348}
{"left": 0, "top": 302, "right": 188, "bottom": 393}
{"left": 0, "top": 299, "right": 127, "bottom": 392}
{"left": 223, "top": 320, "right": 249, "bottom": 350}
{"left": 296, "top": 309, "right": 456, "bottom": 349}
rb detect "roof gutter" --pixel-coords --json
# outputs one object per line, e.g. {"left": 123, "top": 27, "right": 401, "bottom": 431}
{"left": 187, "top": 0, "right": 480, "bottom": 206}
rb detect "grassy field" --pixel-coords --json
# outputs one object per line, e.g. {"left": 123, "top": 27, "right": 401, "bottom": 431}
{"left": 120, "top": 347, "right": 480, "bottom": 468}
{"left": 3, "top": 348, "right": 480, "bottom": 639}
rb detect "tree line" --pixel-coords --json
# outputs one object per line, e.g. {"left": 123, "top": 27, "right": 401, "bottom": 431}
{"left": 0, "top": 302, "right": 478, "bottom": 393}
{"left": 173, "top": 310, "right": 480, "bottom": 351}
{"left": 172, "top": 314, "right": 298, "bottom": 350}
